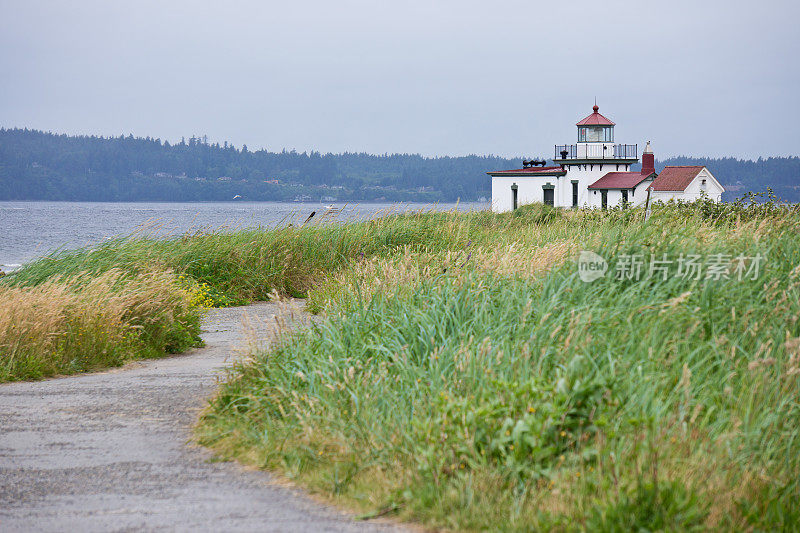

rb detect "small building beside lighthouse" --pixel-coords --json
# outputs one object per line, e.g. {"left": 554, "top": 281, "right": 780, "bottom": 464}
{"left": 488, "top": 104, "right": 723, "bottom": 212}
{"left": 648, "top": 165, "right": 724, "bottom": 203}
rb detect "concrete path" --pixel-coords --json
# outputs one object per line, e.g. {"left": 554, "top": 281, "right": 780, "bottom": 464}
{"left": 0, "top": 302, "right": 404, "bottom": 532}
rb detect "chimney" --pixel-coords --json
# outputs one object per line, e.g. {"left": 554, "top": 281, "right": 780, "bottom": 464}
{"left": 641, "top": 140, "right": 655, "bottom": 176}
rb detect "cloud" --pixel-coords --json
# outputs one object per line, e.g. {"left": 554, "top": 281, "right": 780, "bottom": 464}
{"left": 1, "top": 0, "right": 798, "bottom": 159}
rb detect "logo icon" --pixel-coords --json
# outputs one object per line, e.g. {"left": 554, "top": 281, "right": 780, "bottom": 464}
{"left": 577, "top": 251, "right": 607, "bottom": 282}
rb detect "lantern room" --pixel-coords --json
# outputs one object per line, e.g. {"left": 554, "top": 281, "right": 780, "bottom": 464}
{"left": 554, "top": 103, "right": 637, "bottom": 161}
{"left": 576, "top": 105, "right": 615, "bottom": 142}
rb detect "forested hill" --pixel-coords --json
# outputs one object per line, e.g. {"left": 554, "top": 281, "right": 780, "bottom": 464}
{"left": 1, "top": 128, "right": 798, "bottom": 202}
{"left": 0, "top": 128, "right": 514, "bottom": 202}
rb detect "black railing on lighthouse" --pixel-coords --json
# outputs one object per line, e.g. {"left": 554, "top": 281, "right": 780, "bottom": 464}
{"left": 614, "top": 144, "right": 638, "bottom": 159}
{"left": 555, "top": 145, "right": 577, "bottom": 159}
{"left": 554, "top": 144, "right": 638, "bottom": 160}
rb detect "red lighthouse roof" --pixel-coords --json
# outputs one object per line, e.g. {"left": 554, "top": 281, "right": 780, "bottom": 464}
{"left": 576, "top": 104, "right": 615, "bottom": 126}
{"left": 486, "top": 166, "right": 567, "bottom": 177}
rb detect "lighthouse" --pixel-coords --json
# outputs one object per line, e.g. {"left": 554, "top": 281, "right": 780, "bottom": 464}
{"left": 556, "top": 104, "right": 641, "bottom": 209}
{"left": 487, "top": 104, "right": 723, "bottom": 211}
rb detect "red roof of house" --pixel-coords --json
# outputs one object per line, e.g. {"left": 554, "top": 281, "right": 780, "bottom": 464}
{"left": 588, "top": 171, "right": 654, "bottom": 189}
{"left": 576, "top": 105, "right": 615, "bottom": 126}
{"left": 487, "top": 166, "right": 566, "bottom": 176}
{"left": 649, "top": 166, "right": 704, "bottom": 191}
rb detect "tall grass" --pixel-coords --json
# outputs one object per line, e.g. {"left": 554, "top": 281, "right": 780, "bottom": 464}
{"left": 3, "top": 204, "right": 510, "bottom": 381}
{"left": 2, "top": 206, "right": 483, "bottom": 380}
{"left": 6, "top": 199, "right": 800, "bottom": 527}
{"left": 196, "top": 201, "right": 800, "bottom": 530}
{"left": 6, "top": 209, "right": 486, "bottom": 305}
{"left": 0, "top": 269, "right": 205, "bottom": 381}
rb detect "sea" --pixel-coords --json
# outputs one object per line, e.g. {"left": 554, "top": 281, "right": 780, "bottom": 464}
{"left": 0, "top": 201, "right": 488, "bottom": 272}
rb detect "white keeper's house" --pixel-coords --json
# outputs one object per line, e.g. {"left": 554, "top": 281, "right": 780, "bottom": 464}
{"left": 488, "top": 104, "right": 724, "bottom": 212}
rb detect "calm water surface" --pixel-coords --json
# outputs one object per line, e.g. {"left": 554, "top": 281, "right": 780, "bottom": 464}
{"left": 0, "top": 201, "right": 487, "bottom": 271}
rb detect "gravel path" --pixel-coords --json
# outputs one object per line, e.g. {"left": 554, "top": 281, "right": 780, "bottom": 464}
{"left": 0, "top": 302, "right": 405, "bottom": 532}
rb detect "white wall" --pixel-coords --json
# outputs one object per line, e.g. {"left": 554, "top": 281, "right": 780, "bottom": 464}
{"left": 585, "top": 188, "right": 623, "bottom": 208}
{"left": 491, "top": 175, "right": 559, "bottom": 213}
{"left": 565, "top": 165, "right": 600, "bottom": 207}
{"left": 565, "top": 162, "right": 632, "bottom": 208}
{"left": 491, "top": 161, "right": 640, "bottom": 212}
{"left": 587, "top": 179, "right": 655, "bottom": 209}
{"left": 631, "top": 179, "right": 654, "bottom": 207}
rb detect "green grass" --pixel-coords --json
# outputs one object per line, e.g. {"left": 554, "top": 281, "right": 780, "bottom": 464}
{"left": 5, "top": 209, "right": 484, "bottom": 305}
{"left": 5, "top": 198, "right": 800, "bottom": 529}
{"left": 1, "top": 206, "right": 483, "bottom": 381}
{"left": 3, "top": 204, "right": 527, "bottom": 381}
{"left": 194, "top": 200, "right": 800, "bottom": 530}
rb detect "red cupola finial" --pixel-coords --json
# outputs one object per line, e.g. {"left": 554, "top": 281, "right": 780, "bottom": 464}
{"left": 576, "top": 103, "right": 615, "bottom": 126}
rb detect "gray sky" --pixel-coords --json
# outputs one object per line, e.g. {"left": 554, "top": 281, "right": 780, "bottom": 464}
{"left": 1, "top": 0, "right": 798, "bottom": 160}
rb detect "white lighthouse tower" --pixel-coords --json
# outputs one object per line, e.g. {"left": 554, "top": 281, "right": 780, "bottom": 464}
{"left": 555, "top": 104, "right": 640, "bottom": 208}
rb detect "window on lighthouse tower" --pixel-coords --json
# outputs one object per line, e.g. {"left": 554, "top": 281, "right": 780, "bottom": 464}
{"left": 578, "top": 126, "right": 613, "bottom": 142}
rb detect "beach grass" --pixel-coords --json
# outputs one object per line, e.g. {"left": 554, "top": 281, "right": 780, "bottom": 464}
{"left": 194, "top": 199, "right": 800, "bottom": 530}
{"left": 2, "top": 205, "right": 476, "bottom": 380}
{"left": 5, "top": 206, "right": 481, "bottom": 305}
{"left": 4, "top": 197, "right": 800, "bottom": 529}
{"left": 0, "top": 268, "right": 205, "bottom": 381}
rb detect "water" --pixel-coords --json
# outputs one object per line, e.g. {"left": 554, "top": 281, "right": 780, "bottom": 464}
{"left": 0, "top": 201, "right": 488, "bottom": 271}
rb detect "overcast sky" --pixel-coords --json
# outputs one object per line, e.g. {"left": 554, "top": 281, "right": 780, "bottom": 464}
{"left": 1, "top": 0, "right": 798, "bottom": 160}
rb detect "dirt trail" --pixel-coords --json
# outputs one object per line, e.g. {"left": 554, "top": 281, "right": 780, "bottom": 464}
{"left": 0, "top": 302, "right": 403, "bottom": 532}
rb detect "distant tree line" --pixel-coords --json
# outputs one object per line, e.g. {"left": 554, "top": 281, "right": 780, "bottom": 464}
{"left": 0, "top": 128, "right": 797, "bottom": 202}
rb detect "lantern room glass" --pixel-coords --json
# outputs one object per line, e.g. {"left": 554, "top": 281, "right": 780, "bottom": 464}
{"left": 578, "top": 126, "right": 613, "bottom": 142}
